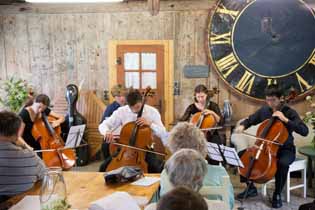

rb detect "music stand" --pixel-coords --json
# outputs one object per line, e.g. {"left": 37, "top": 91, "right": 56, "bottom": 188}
{"left": 65, "top": 124, "right": 86, "bottom": 148}
{"left": 206, "top": 142, "right": 244, "bottom": 168}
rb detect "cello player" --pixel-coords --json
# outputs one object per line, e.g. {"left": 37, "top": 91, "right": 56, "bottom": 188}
{"left": 180, "top": 84, "right": 223, "bottom": 165}
{"left": 99, "top": 84, "right": 126, "bottom": 172}
{"left": 180, "top": 84, "right": 223, "bottom": 144}
{"left": 19, "top": 94, "right": 65, "bottom": 153}
{"left": 234, "top": 84, "right": 308, "bottom": 208}
{"left": 98, "top": 88, "right": 168, "bottom": 173}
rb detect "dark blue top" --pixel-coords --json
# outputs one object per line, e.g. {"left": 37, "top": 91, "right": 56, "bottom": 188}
{"left": 100, "top": 101, "right": 121, "bottom": 123}
{"left": 241, "top": 105, "right": 309, "bottom": 148}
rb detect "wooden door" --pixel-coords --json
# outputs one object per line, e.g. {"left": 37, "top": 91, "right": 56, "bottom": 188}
{"left": 117, "top": 45, "right": 165, "bottom": 122}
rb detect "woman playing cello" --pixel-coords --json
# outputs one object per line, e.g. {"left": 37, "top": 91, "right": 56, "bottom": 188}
{"left": 234, "top": 84, "right": 308, "bottom": 208}
{"left": 19, "top": 94, "right": 65, "bottom": 153}
{"left": 180, "top": 84, "right": 224, "bottom": 144}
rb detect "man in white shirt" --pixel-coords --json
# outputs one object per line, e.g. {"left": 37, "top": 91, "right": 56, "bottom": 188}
{"left": 99, "top": 88, "right": 168, "bottom": 172}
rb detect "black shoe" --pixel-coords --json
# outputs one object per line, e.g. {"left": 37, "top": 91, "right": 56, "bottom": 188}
{"left": 272, "top": 193, "right": 282, "bottom": 208}
{"left": 237, "top": 184, "right": 258, "bottom": 199}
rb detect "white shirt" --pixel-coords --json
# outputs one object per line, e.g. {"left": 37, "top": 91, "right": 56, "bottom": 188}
{"left": 99, "top": 104, "right": 168, "bottom": 145}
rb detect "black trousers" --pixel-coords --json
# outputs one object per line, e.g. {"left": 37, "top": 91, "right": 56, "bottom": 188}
{"left": 239, "top": 146, "right": 296, "bottom": 194}
{"left": 101, "top": 142, "right": 110, "bottom": 159}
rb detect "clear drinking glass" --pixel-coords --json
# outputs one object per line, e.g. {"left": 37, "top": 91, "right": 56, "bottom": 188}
{"left": 40, "top": 167, "right": 69, "bottom": 210}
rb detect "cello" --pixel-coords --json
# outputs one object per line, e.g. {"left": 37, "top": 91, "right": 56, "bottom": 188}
{"left": 32, "top": 113, "right": 76, "bottom": 170}
{"left": 106, "top": 87, "right": 158, "bottom": 173}
{"left": 190, "top": 88, "right": 219, "bottom": 131}
{"left": 239, "top": 91, "right": 296, "bottom": 184}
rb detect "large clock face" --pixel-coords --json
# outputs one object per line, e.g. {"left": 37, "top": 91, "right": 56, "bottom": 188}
{"left": 207, "top": 0, "right": 315, "bottom": 101}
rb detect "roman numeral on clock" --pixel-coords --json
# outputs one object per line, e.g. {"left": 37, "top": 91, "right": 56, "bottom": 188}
{"left": 235, "top": 71, "right": 255, "bottom": 94}
{"left": 296, "top": 73, "right": 311, "bottom": 92}
{"left": 215, "top": 53, "right": 239, "bottom": 78}
{"left": 216, "top": 5, "right": 239, "bottom": 20}
{"left": 210, "top": 32, "right": 231, "bottom": 45}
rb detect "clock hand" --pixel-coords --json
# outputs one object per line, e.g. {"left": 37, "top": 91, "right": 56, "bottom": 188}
{"left": 248, "top": 42, "right": 271, "bottom": 58}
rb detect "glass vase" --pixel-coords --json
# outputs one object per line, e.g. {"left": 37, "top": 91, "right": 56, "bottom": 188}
{"left": 40, "top": 167, "right": 69, "bottom": 210}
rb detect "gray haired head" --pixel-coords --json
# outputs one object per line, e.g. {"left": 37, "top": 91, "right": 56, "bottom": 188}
{"left": 165, "top": 148, "right": 207, "bottom": 192}
{"left": 168, "top": 122, "right": 207, "bottom": 156}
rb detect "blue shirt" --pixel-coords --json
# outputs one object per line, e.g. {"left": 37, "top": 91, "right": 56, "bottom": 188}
{"left": 100, "top": 101, "right": 121, "bottom": 123}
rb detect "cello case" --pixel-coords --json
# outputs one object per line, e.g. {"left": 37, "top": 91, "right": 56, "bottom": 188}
{"left": 62, "top": 84, "right": 89, "bottom": 166}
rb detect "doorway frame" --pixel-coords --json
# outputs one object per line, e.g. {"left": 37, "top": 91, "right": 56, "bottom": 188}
{"left": 108, "top": 40, "right": 174, "bottom": 129}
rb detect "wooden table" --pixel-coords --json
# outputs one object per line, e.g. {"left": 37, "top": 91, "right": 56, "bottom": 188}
{"left": 3, "top": 172, "right": 160, "bottom": 210}
{"left": 299, "top": 145, "right": 315, "bottom": 189}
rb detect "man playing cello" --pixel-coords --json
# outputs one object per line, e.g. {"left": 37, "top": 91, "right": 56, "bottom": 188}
{"left": 235, "top": 84, "right": 308, "bottom": 208}
{"left": 98, "top": 88, "right": 168, "bottom": 173}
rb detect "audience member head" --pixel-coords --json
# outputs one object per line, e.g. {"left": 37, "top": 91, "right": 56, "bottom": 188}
{"left": 0, "top": 111, "right": 22, "bottom": 139}
{"left": 168, "top": 122, "right": 207, "bottom": 156}
{"left": 157, "top": 186, "right": 207, "bottom": 210}
{"left": 165, "top": 148, "right": 207, "bottom": 191}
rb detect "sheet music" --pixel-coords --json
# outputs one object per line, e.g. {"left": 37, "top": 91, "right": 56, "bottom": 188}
{"left": 89, "top": 191, "right": 140, "bottom": 210}
{"left": 207, "top": 143, "right": 223, "bottom": 162}
{"left": 220, "top": 145, "right": 244, "bottom": 168}
{"left": 9, "top": 196, "right": 40, "bottom": 210}
{"left": 131, "top": 177, "right": 160, "bottom": 186}
{"left": 66, "top": 124, "right": 86, "bottom": 148}
{"left": 206, "top": 142, "right": 244, "bottom": 168}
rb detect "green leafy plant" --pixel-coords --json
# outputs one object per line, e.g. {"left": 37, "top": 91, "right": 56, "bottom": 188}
{"left": 0, "top": 77, "right": 29, "bottom": 112}
{"left": 303, "top": 95, "right": 315, "bottom": 147}
{"left": 41, "top": 199, "right": 71, "bottom": 210}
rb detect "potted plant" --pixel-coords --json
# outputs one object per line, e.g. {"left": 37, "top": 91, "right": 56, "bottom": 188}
{"left": 0, "top": 77, "right": 30, "bottom": 113}
{"left": 303, "top": 95, "right": 315, "bottom": 148}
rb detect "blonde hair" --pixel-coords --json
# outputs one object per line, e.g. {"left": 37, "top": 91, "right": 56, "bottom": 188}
{"left": 110, "top": 84, "right": 126, "bottom": 97}
{"left": 168, "top": 122, "right": 207, "bottom": 156}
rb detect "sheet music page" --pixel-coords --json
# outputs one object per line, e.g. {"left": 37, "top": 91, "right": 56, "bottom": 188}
{"left": 9, "top": 196, "right": 40, "bottom": 210}
{"left": 89, "top": 191, "right": 140, "bottom": 210}
{"left": 219, "top": 145, "right": 244, "bottom": 168}
{"left": 206, "top": 142, "right": 223, "bottom": 162}
{"left": 66, "top": 124, "right": 86, "bottom": 148}
{"left": 131, "top": 177, "right": 160, "bottom": 186}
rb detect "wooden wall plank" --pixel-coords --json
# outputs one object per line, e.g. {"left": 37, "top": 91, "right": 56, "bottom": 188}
{"left": 0, "top": 1, "right": 309, "bottom": 123}
{"left": 27, "top": 15, "right": 53, "bottom": 93}
{"left": 15, "top": 15, "right": 31, "bottom": 80}
{"left": 3, "top": 15, "right": 18, "bottom": 78}
{"left": 74, "top": 14, "right": 89, "bottom": 91}
{"left": 0, "top": 1, "right": 215, "bottom": 15}
{"left": 0, "top": 15, "right": 7, "bottom": 81}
